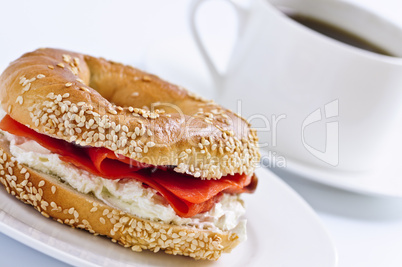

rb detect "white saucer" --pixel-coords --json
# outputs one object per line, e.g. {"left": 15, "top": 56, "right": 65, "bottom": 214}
{"left": 143, "top": 36, "right": 402, "bottom": 199}
{"left": 261, "top": 149, "right": 402, "bottom": 198}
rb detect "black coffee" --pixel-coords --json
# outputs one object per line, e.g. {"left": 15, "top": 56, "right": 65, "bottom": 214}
{"left": 286, "top": 13, "right": 395, "bottom": 57}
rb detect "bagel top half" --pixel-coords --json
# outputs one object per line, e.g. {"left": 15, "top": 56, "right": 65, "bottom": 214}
{"left": 0, "top": 48, "right": 259, "bottom": 179}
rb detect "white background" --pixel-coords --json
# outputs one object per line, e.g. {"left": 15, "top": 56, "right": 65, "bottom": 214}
{"left": 1, "top": 0, "right": 402, "bottom": 266}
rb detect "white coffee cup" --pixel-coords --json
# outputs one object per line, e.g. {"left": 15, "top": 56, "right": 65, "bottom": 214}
{"left": 190, "top": 0, "right": 402, "bottom": 172}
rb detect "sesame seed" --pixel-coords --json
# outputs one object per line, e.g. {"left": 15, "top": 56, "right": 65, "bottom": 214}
{"left": 80, "top": 86, "right": 90, "bottom": 92}
{"left": 19, "top": 76, "right": 26, "bottom": 84}
{"left": 65, "top": 82, "right": 73, "bottom": 87}
{"left": 57, "top": 63, "right": 65, "bottom": 68}
{"left": 22, "top": 83, "right": 31, "bottom": 92}
{"left": 62, "top": 54, "right": 71, "bottom": 63}
{"left": 16, "top": 96, "right": 23, "bottom": 105}
{"left": 132, "top": 245, "right": 142, "bottom": 252}
{"left": 70, "top": 66, "right": 79, "bottom": 76}
{"left": 142, "top": 76, "right": 151, "bottom": 81}
{"left": 108, "top": 108, "right": 117, "bottom": 115}
{"left": 146, "top": 141, "right": 155, "bottom": 147}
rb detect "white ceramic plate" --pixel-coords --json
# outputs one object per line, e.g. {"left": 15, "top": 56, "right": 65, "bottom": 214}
{"left": 0, "top": 168, "right": 337, "bottom": 267}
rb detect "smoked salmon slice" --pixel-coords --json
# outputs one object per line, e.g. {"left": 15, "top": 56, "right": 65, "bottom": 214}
{"left": 0, "top": 115, "right": 257, "bottom": 217}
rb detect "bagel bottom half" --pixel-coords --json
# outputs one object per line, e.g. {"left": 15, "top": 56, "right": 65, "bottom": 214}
{"left": 0, "top": 131, "right": 244, "bottom": 260}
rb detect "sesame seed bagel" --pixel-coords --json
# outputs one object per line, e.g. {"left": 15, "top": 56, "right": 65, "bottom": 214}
{"left": 0, "top": 48, "right": 260, "bottom": 179}
{"left": 0, "top": 135, "right": 240, "bottom": 260}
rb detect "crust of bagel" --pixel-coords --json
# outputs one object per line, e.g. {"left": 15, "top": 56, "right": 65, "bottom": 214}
{"left": 0, "top": 135, "right": 240, "bottom": 260}
{"left": 0, "top": 48, "right": 260, "bottom": 179}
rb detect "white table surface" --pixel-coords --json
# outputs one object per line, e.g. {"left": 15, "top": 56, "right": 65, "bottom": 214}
{"left": 1, "top": 0, "right": 402, "bottom": 266}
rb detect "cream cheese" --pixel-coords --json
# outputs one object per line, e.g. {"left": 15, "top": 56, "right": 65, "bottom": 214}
{"left": 0, "top": 120, "right": 246, "bottom": 238}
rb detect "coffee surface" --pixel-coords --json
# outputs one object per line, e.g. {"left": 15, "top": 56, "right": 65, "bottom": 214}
{"left": 287, "top": 13, "right": 395, "bottom": 57}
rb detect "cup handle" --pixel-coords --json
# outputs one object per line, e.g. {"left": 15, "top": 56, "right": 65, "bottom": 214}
{"left": 189, "top": 0, "right": 248, "bottom": 90}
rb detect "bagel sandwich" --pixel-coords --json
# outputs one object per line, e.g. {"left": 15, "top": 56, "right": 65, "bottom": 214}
{"left": 0, "top": 48, "right": 260, "bottom": 260}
